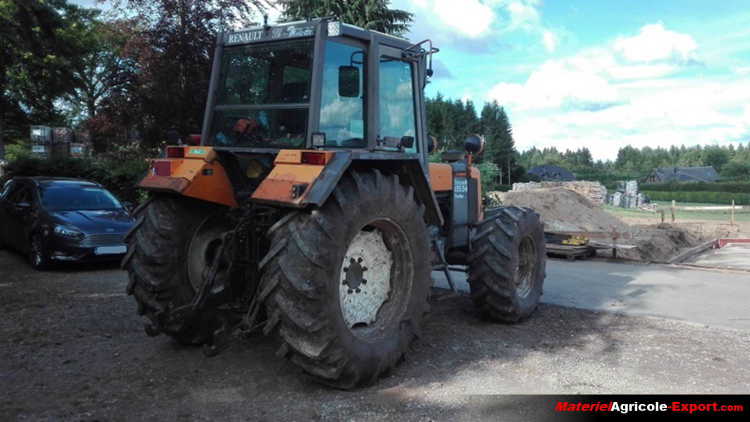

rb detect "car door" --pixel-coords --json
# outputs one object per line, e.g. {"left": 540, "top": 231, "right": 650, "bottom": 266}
{"left": 5, "top": 182, "right": 35, "bottom": 252}
{"left": 0, "top": 180, "right": 19, "bottom": 246}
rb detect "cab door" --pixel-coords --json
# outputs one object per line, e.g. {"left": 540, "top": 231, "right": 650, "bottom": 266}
{"left": 377, "top": 46, "right": 423, "bottom": 161}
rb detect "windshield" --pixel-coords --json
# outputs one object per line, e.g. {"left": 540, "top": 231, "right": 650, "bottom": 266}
{"left": 209, "top": 39, "right": 314, "bottom": 148}
{"left": 41, "top": 186, "right": 122, "bottom": 211}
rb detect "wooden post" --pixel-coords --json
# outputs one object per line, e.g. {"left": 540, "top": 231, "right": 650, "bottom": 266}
{"left": 671, "top": 200, "right": 676, "bottom": 223}
{"left": 731, "top": 200, "right": 736, "bottom": 226}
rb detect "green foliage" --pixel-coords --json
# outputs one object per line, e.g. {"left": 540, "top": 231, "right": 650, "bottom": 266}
{"left": 519, "top": 143, "right": 750, "bottom": 185}
{"left": 4, "top": 140, "right": 31, "bottom": 162}
{"left": 640, "top": 181, "right": 750, "bottom": 194}
{"left": 280, "top": 0, "right": 413, "bottom": 35}
{"left": 2, "top": 155, "right": 149, "bottom": 203}
{"left": 426, "top": 94, "right": 522, "bottom": 186}
{"left": 643, "top": 190, "right": 750, "bottom": 205}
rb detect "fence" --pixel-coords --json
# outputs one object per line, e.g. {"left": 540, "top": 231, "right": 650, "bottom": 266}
{"left": 654, "top": 200, "right": 744, "bottom": 226}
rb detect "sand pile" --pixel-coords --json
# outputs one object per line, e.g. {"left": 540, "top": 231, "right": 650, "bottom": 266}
{"left": 493, "top": 188, "right": 702, "bottom": 262}
{"left": 497, "top": 188, "right": 627, "bottom": 232}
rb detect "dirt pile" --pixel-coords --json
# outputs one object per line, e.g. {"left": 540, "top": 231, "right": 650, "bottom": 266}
{"left": 497, "top": 188, "right": 627, "bottom": 232}
{"left": 493, "top": 188, "right": 702, "bottom": 262}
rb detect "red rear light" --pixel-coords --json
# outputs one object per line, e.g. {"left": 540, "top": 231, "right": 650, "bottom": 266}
{"left": 301, "top": 151, "right": 327, "bottom": 165}
{"left": 165, "top": 146, "right": 185, "bottom": 158}
{"left": 187, "top": 134, "right": 201, "bottom": 146}
{"left": 153, "top": 160, "right": 171, "bottom": 176}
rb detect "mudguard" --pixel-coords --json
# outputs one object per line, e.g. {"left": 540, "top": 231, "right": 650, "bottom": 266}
{"left": 252, "top": 150, "right": 444, "bottom": 226}
{"left": 139, "top": 146, "right": 238, "bottom": 208}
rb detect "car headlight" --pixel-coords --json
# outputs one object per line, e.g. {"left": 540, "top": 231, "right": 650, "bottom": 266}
{"left": 54, "top": 225, "right": 85, "bottom": 240}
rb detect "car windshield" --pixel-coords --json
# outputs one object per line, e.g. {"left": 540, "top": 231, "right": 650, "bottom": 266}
{"left": 41, "top": 186, "right": 122, "bottom": 211}
{"left": 209, "top": 39, "right": 314, "bottom": 148}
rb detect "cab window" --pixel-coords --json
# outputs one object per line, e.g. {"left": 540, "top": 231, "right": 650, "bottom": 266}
{"left": 379, "top": 58, "right": 418, "bottom": 153}
{"left": 319, "top": 41, "right": 366, "bottom": 147}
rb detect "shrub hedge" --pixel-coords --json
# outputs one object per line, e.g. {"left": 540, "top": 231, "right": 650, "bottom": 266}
{"left": 643, "top": 190, "right": 750, "bottom": 205}
{"left": 640, "top": 181, "right": 750, "bottom": 194}
{"left": 1, "top": 156, "right": 149, "bottom": 204}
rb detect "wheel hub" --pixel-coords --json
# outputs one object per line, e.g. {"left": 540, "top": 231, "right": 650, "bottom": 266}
{"left": 187, "top": 215, "right": 232, "bottom": 292}
{"left": 339, "top": 229, "right": 392, "bottom": 328}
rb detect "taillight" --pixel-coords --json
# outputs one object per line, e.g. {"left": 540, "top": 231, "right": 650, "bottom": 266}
{"left": 153, "top": 160, "right": 171, "bottom": 176}
{"left": 165, "top": 146, "right": 185, "bottom": 158}
{"left": 301, "top": 151, "right": 327, "bottom": 165}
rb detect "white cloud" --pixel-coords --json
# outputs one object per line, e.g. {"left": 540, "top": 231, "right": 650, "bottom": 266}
{"left": 487, "top": 24, "right": 750, "bottom": 160}
{"left": 542, "top": 30, "right": 558, "bottom": 52}
{"left": 506, "top": 0, "right": 540, "bottom": 29}
{"left": 397, "top": 0, "right": 495, "bottom": 38}
{"left": 614, "top": 23, "right": 698, "bottom": 63}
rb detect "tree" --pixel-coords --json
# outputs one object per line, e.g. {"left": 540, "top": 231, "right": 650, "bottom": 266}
{"left": 109, "top": 0, "right": 267, "bottom": 147}
{"left": 280, "top": 0, "right": 413, "bottom": 35}
{"left": 0, "top": 0, "right": 92, "bottom": 158}
{"left": 480, "top": 101, "right": 518, "bottom": 183}
{"left": 64, "top": 15, "right": 135, "bottom": 124}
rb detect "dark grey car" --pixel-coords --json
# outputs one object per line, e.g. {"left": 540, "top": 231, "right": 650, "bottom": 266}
{"left": 0, "top": 177, "right": 135, "bottom": 269}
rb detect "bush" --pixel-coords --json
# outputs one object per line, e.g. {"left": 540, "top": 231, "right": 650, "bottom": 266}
{"left": 643, "top": 190, "right": 750, "bottom": 205}
{"left": 1, "top": 156, "right": 149, "bottom": 204}
{"left": 640, "top": 181, "right": 750, "bottom": 194}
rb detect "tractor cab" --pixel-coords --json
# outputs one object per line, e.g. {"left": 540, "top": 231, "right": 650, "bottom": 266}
{"left": 201, "top": 19, "right": 436, "bottom": 157}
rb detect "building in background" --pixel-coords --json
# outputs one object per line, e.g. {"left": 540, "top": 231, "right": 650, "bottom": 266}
{"left": 527, "top": 165, "right": 576, "bottom": 182}
{"left": 646, "top": 166, "right": 719, "bottom": 183}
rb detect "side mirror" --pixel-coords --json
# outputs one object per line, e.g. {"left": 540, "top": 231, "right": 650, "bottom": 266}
{"left": 338, "top": 66, "right": 360, "bottom": 98}
{"left": 121, "top": 201, "right": 135, "bottom": 213}
{"left": 464, "top": 134, "right": 485, "bottom": 155}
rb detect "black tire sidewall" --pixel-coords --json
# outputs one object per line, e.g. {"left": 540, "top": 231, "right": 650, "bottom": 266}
{"left": 511, "top": 209, "right": 546, "bottom": 313}
{"left": 322, "top": 199, "right": 429, "bottom": 373}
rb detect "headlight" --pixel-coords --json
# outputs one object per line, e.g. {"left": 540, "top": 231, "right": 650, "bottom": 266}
{"left": 54, "top": 225, "right": 84, "bottom": 240}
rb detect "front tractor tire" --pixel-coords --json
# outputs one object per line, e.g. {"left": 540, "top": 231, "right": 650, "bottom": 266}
{"left": 468, "top": 206, "right": 546, "bottom": 322}
{"left": 122, "top": 195, "right": 230, "bottom": 345}
{"left": 260, "top": 171, "right": 431, "bottom": 389}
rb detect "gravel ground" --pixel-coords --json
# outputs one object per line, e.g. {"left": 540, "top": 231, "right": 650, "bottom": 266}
{"left": 1, "top": 249, "right": 749, "bottom": 421}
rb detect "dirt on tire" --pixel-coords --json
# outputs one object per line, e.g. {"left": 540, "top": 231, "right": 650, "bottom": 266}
{"left": 260, "top": 170, "right": 432, "bottom": 389}
{"left": 122, "top": 195, "right": 225, "bottom": 345}
{"left": 468, "top": 206, "right": 546, "bottom": 322}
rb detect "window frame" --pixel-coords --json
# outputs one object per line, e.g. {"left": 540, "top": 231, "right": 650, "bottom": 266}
{"left": 377, "top": 47, "right": 420, "bottom": 154}
{"left": 317, "top": 37, "right": 368, "bottom": 148}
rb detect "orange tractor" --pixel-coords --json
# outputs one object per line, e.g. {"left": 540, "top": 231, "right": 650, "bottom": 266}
{"left": 123, "top": 18, "right": 546, "bottom": 388}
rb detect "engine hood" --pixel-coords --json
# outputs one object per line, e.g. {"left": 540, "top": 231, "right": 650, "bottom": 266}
{"left": 48, "top": 209, "right": 134, "bottom": 234}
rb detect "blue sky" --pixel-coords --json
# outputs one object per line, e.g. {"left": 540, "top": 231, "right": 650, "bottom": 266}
{"left": 391, "top": 0, "right": 750, "bottom": 159}
{"left": 75, "top": 0, "right": 750, "bottom": 160}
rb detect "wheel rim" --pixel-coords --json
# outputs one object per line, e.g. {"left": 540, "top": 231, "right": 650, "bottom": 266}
{"left": 516, "top": 235, "right": 537, "bottom": 298}
{"left": 187, "top": 215, "right": 232, "bottom": 292}
{"left": 338, "top": 219, "right": 412, "bottom": 339}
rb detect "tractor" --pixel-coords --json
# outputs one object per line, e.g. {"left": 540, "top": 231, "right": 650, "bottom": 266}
{"left": 123, "top": 18, "right": 546, "bottom": 389}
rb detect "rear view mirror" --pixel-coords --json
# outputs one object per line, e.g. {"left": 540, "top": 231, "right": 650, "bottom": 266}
{"left": 338, "top": 66, "right": 360, "bottom": 98}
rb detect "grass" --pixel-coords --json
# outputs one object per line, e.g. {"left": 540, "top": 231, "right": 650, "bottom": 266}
{"left": 603, "top": 202, "right": 750, "bottom": 223}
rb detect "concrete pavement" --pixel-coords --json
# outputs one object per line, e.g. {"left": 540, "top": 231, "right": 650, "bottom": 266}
{"left": 433, "top": 259, "right": 750, "bottom": 330}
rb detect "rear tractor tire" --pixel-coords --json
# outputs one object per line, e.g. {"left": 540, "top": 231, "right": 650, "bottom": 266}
{"left": 122, "top": 195, "right": 231, "bottom": 345}
{"left": 468, "top": 206, "right": 546, "bottom": 322}
{"left": 260, "top": 171, "right": 431, "bottom": 389}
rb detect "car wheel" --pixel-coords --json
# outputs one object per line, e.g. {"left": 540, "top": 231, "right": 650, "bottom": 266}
{"left": 29, "top": 233, "right": 50, "bottom": 270}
